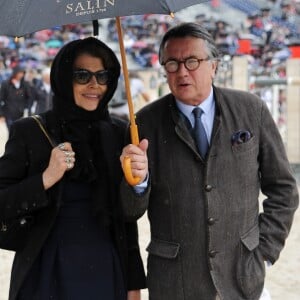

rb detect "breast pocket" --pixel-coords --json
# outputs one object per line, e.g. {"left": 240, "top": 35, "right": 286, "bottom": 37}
{"left": 231, "top": 136, "right": 259, "bottom": 185}
{"left": 231, "top": 136, "right": 257, "bottom": 154}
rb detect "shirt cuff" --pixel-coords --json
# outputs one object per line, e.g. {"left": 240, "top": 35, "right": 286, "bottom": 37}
{"left": 132, "top": 173, "right": 149, "bottom": 194}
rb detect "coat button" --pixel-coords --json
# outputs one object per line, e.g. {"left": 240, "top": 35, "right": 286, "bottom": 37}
{"left": 207, "top": 217, "right": 215, "bottom": 225}
{"left": 209, "top": 250, "right": 218, "bottom": 258}
{"left": 205, "top": 185, "right": 213, "bottom": 192}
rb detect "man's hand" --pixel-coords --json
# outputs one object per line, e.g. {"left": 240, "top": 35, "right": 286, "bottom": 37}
{"left": 120, "top": 139, "right": 149, "bottom": 185}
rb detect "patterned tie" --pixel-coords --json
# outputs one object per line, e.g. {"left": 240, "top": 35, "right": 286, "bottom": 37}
{"left": 192, "top": 107, "right": 209, "bottom": 158}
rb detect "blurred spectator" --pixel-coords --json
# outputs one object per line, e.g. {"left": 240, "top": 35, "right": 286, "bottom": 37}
{"left": 109, "top": 71, "right": 150, "bottom": 119}
{"left": 0, "top": 65, "right": 33, "bottom": 129}
{"left": 260, "top": 7, "right": 273, "bottom": 45}
{"left": 109, "top": 74, "right": 128, "bottom": 121}
{"left": 31, "top": 67, "right": 53, "bottom": 114}
{"left": 129, "top": 71, "right": 150, "bottom": 112}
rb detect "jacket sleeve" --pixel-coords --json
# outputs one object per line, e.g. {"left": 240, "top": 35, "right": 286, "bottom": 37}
{"left": 258, "top": 101, "right": 299, "bottom": 264}
{"left": 0, "top": 121, "right": 50, "bottom": 221}
{"left": 120, "top": 178, "right": 150, "bottom": 221}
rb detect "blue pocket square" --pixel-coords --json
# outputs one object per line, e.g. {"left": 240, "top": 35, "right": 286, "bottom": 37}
{"left": 231, "top": 130, "right": 252, "bottom": 145}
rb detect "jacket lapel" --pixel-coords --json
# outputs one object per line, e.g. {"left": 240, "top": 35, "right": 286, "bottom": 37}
{"left": 169, "top": 98, "right": 206, "bottom": 158}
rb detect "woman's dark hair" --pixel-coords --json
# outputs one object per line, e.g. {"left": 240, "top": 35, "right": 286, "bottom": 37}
{"left": 158, "top": 22, "right": 219, "bottom": 64}
{"left": 73, "top": 38, "right": 119, "bottom": 73}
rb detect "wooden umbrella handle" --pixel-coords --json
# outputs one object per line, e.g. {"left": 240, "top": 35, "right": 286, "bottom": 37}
{"left": 116, "top": 17, "right": 141, "bottom": 185}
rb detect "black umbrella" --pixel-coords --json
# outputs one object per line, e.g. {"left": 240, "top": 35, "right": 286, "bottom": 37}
{"left": 0, "top": 1, "right": 208, "bottom": 37}
{"left": 0, "top": 0, "right": 209, "bottom": 185}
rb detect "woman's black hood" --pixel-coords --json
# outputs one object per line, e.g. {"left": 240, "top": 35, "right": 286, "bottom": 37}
{"left": 50, "top": 37, "right": 121, "bottom": 121}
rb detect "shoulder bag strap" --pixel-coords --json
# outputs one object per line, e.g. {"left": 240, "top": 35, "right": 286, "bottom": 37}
{"left": 30, "top": 115, "right": 56, "bottom": 148}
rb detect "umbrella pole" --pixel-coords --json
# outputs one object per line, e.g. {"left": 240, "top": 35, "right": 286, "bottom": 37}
{"left": 116, "top": 16, "right": 139, "bottom": 146}
{"left": 116, "top": 16, "right": 141, "bottom": 186}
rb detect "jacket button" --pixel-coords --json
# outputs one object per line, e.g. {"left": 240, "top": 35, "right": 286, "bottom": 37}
{"left": 207, "top": 217, "right": 215, "bottom": 225}
{"left": 209, "top": 250, "right": 218, "bottom": 258}
{"left": 205, "top": 185, "right": 213, "bottom": 192}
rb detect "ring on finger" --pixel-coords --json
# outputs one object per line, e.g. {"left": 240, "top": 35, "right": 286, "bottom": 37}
{"left": 64, "top": 151, "right": 74, "bottom": 157}
{"left": 58, "top": 143, "right": 65, "bottom": 150}
{"left": 66, "top": 162, "right": 73, "bottom": 169}
{"left": 65, "top": 157, "right": 72, "bottom": 164}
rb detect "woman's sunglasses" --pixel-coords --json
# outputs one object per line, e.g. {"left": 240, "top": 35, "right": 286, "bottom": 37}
{"left": 73, "top": 69, "right": 110, "bottom": 85}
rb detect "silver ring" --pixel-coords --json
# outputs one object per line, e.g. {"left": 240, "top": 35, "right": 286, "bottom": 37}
{"left": 67, "top": 162, "right": 73, "bottom": 169}
{"left": 64, "top": 151, "right": 73, "bottom": 157}
{"left": 58, "top": 143, "right": 65, "bottom": 150}
{"left": 65, "top": 157, "right": 72, "bottom": 164}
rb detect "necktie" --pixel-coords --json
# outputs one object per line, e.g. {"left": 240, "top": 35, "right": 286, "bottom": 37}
{"left": 192, "top": 107, "right": 209, "bottom": 158}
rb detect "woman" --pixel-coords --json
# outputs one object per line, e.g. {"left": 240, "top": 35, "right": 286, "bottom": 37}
{"left": 0, "top": 37, "right": 146, "bottom": 300}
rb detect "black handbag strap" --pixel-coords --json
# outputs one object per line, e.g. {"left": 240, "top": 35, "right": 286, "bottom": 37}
{"left": 31, "top": 115, "right": 56, "bottom": 148}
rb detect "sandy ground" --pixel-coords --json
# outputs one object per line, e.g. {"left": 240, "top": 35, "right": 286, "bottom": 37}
{"left": 0, "top": 122, "right": 300, "bottom": 300}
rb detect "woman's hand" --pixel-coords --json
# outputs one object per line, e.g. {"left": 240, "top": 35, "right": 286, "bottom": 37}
{"left": 120, "top": 139, "right": 148, "bottom": 185}
{"left": 42, "top": 142, "right": 75, "bottom": 190}
{"left": 127, "top": 290, "right": 141, "bottom": 300}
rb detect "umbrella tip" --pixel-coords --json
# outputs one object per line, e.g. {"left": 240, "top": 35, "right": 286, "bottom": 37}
{"left": 170, "top": 12, "right": 175, "bottom": 18}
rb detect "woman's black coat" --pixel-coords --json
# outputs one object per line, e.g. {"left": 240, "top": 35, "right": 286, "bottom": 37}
{"left": 0, "top": 111, "right": 146, "bottom": 300}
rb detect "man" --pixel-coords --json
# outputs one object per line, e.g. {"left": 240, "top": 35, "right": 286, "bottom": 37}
{"left": 120, "top": 22, "right": 299, "bottom": 300}
{"left": 31, "top": 67, "right": 53, "bottom": 114}
{"left": 0, "top": 65, "right": 33, "bottom": 129}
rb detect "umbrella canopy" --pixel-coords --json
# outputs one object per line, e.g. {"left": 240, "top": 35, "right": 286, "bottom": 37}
{"left": 0, "top": 0, "right": 208, "bottom": 37}
{"left": 0, "top": 0, "right": 209, "bottom": 185}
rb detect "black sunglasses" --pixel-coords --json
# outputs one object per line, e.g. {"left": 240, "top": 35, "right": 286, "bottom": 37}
{"left": 73, "top": 69, "right": 110, "bottom": 85}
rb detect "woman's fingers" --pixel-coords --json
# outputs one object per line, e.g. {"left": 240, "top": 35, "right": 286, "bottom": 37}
{"left": 56, "top": 142, "right": 75, "bottom": 171}
{"left": 42, "top": 142, "right": 76, "bottom": 189}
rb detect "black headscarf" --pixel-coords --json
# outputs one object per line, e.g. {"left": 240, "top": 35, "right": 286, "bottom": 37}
{"left": 50, "top": 37, "right": 121, "bottom": 225}
{"left": 51, "top": 37, "right": 120, "bottom": 122}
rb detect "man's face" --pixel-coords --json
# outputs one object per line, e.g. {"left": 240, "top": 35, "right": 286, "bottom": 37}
{"left": 162, "top": 37, "right": 217, "bottom": 106}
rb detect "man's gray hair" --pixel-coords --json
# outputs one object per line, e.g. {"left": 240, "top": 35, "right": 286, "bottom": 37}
{"left": 159, "top": 22, "right": 219, "bottom": 64}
